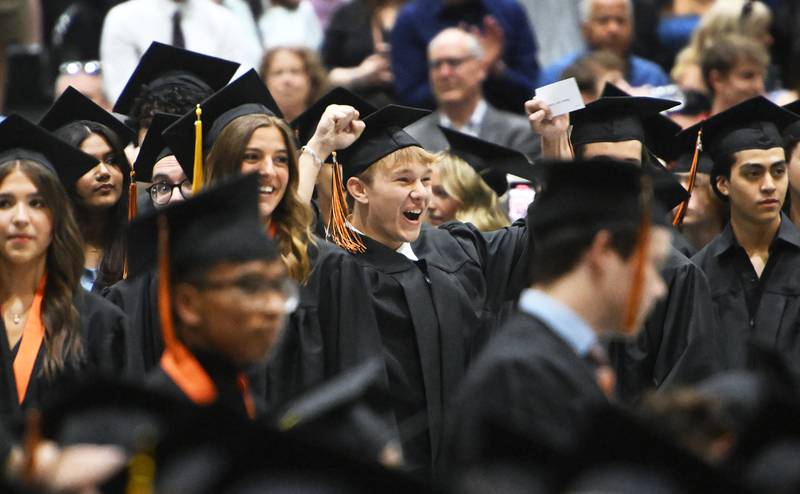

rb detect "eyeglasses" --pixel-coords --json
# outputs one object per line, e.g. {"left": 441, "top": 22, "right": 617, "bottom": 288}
{"left": 58, "top": 60, "right": 102, "bottom": 76}
{"left": 428, "top": 56, "right": 475, "bottom": 71}
{"left": 147, "top": 179, "right": 193, "bottom": 205}
{"left": 193, "top": 275, "right": 300, "bottom": 313}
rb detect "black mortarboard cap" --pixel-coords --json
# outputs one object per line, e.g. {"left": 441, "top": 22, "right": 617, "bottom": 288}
{"left": 163, "top": 69, "right": 283, "bottom": 168}
{"left": 672, "top": 152, "right": 714, "bottom": 174}
{"left": 439, "top": 126, "right": 534, "bottom": 195}
{"left": 126, "top": 173, "right": 278, "bottom": 279}
{"left": 570, "top": 85, "right": 680, "bottom": 148}
{"left": 781, "top": 100, "right": 800, "bottom": 146}
{"left": 132, "top": 113, "right": 186, "bottom": 183}
{"left": 678, "top": 96, "right": 798, "bottom": 175}
{"left": 337, "top": 105, "right": 430, "bottom": 182}
{"left": 642, "top": 152, "right": 690, "bottom": 211}
{"left": 290, "top": 87, "right": 377, "bottom": 147}
{"left": 643, "top": 114, "right": 683, "bottom": 163}
{"left": 40, "top": 86, "right": 137, "bottom": 146}
{"left": 113, "top": 41, "right": 240, "bottom": 116}
{"left": 0, "top": 114, "right": 99, "bottom": 189}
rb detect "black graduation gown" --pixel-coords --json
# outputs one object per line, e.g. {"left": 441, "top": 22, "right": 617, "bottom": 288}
{"left": 608, "top": 245, "right": 725, "bottom": 403}
{"left": 691, "top": 215, "right": 800, "bottom": 368}
{"left": 440, "top": 311, "right": 608, "bottom": 474}
{"left": 0, "top": 290, "right": 129, "bottom": 430}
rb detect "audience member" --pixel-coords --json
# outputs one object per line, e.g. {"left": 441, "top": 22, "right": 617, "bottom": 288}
{"left": 560, "top": 49, "right": 629, "bottom": 103}
{"left": 322, "top": 0, "right": 403, "bottom": 107}
{"left": 309, "top": 0, "right": 348, "bottom": 29}
{"left": 517, "top": 0, "right": 583, "bottom": 67}
{"left": 405, "top": 28, "right": 540, "bottom": 159}
{"left": 539, "top": 0, "right": 669, "bottom": 89}
{"left": 700, "top": 34, "right": 768, "bottom": 115}
{"left": 653, "top": 0, "right": 715, "bottom": 71}
{"left": 260, "top": 47, "right": 329, "bottom": 122}
{"left": 258, "top": 0, "right": 323, "bottom": 51}
{"left": 54, "top": 60, "right": 111, "bottom": 111}
{"left": 0, "top": 0, "right": 29, "bottom": 114}
{"left": 391, "top": 0, "right": 540, "bottom": 114}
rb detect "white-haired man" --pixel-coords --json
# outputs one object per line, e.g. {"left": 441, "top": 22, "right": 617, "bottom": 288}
{"left": 538, "top": 0, "right": 668, "bottom": 88}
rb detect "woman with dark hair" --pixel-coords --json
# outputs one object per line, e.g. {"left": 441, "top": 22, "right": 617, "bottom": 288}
{"left": 0, "top": 115, "right": 131, "bottom": 425}
{"left": 260, "top": 47, "right": 329, "bottom": 123}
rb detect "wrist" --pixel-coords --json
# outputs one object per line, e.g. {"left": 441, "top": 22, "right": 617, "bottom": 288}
{"left": 300, "top": 145, "right": 325, "bottom": 167}
{"left": 304, "top": 137, "right": 333, "bottom": 161}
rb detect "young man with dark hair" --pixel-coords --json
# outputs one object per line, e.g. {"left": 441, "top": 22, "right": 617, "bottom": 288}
{"left": 688, "top": 96, "right": 800, "bottom": 368}
{"left": 442, "top": 159, "right": 671, "bottom": 473}
{"left": 700, "top": 34, "right": 769, "bottom": 116}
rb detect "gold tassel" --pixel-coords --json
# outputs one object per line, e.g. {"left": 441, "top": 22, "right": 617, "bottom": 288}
{"left": 622, "top": 176, "right": 653, "bottom": 333}
{"left": 192, "top": 104, "right": 204, "bottom": 194}
{"left": 672, "top": 129, "right": 703, "bottom": 228}
{"left": 326, "top": 152, "right": 366, "bottom": 253}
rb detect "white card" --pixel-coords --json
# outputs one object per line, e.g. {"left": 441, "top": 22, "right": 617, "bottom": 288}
{"left": 534, "top": 77, "right": 585, "bottom": 117}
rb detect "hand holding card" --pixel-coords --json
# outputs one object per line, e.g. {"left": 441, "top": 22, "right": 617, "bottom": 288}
{"left": 534, "top": 77, "right": 585, "bottom": 117}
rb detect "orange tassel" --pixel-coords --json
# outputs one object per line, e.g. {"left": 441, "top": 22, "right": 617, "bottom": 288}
{"left": 622, "top": 176, "right": 653, "bottom": 333}
{"left": 326, "top": 152, "right": 366, "bottom": 253}
{"left": 672, "top": 129, "right": 703, "bottom": 228}
{"left": 157, "top": 215, "right": 177, "bottom": 350}
{"left": 123, "top": 171, "right": 137, "bottom": 279}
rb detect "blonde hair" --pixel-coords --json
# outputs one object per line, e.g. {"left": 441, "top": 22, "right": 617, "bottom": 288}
{"left": 205, "top": 113, "right": 314, "bottom": 282}
{"left": 434, "top": 152, "right": 510, "bottom": 231}
{"left": 355, "top": 145, "right": 438, "bottom": 186}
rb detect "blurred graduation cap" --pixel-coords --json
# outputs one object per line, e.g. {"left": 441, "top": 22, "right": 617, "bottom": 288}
{"left": 570, "top": 84, "right": 680, "bottom": 149}
{"left": 671, "top": 152, "right": 714, "bottom": 175}
{"left": 291, "top": 87, "right": 377, "bottom": 148}
{"left": 439, "top": 126, "right": 534, "bottom": 196}
{"left": 0, "top": 114, "right": 99, "bottom": 189}
{"left": 40, "top": 86, "right": 137, "bottom": 146}
{"left": 781, "top": 100, "right": 800, "bottom": 147}
{"left": 132, "top": 113, "right": 186, "bottom": 183}
{"left": 113, "top": 41, "right": 240, "bottom": 116}
{"left": 162, "top": 69, "right": 283, "bottom": 183}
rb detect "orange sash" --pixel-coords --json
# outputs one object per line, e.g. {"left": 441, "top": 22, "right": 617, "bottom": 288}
{"left": 12, "top": 277, "right": 47, "bottom": 404}
{"left": 159, "top": 343, "right": 218, "bottom": 406}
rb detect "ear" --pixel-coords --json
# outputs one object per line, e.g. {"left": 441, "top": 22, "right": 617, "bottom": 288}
{"left": 708, "top": 69, "right": 724, "bottom": 94}
{"left": 584, "top": 229, "right": 614, "bottom": 275}
{"left": 347, "top": 176, "right": 369, "bottom": 205}
{"left": 173, "top": 283, "right": 204, "bottom": 329}
{"left": 716, "top": 174, "right": 730, "bottom": 198}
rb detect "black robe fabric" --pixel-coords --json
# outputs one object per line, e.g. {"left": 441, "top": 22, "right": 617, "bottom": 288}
{"left": 0, "top": 290, "right": 130, "bottom": 432}
{"left": 608, "top": 245, "right": 725, "bottom": 403}
{"left": 440, "top": 311, "right": 608, "bottom": 475}
{"left": 692, "top": 216, "right": 800, "bottom": 369}
{"left": 268, "top": 220, "right": 529, "bottom": 474}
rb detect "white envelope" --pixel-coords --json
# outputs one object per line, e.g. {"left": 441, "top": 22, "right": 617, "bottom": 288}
{"left": 534, "top": 77, "right": 585, "bottom": 117}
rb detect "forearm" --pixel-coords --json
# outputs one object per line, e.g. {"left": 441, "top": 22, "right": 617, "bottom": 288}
{"left": 297, "top": 138, "right": 333, "bottom": 205}
{"left": 328, "top": 67, "right": 365, "bottom": 89}
{"left": 541, "top": 133, "right": 573, "bottom": 160}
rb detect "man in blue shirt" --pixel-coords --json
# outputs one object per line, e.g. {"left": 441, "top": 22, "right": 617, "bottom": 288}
{"left": 390, "top": 0, "right": 539, "bottom": 114}
{"left": 538, "top": 0, "right": 669, "bottom": 88}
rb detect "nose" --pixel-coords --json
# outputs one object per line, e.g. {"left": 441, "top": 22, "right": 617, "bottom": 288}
{"left": 410, "top": 179, "right": 429, "bottom": 202}
{"left": 762, "top": 173, "right": 777, "bottom": 193}
{"left": 12, "top": 202, "right": 30, "bottom": 226}
{"left": 95, "top": 162, "right": 111, "bottom": 181}
{"left": 258, "top": 157, "right": 278, "bottom": 177}
{"left": 169, "top": 186, "right": 185, "bottom": 204}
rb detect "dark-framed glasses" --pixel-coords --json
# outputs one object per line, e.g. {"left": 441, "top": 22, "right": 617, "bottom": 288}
{"left": 58, "top": 60, "right": 102, "bottom": 76}
{"left": 147, "top": 179, "right": 193, "bottom": 205}
{"left": 193, "top": 275, "right": 300, "bottom": 313}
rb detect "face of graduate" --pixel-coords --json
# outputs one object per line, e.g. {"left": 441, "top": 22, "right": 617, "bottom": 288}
{"left": 675, "top": 172, "right": 713, "bottom": 226}
{"left": 265, "top": 50, "right": 311, "bottom": 119}
{"left": 428, "top": 30, "right": 487, "bottom": 108}
{"left": 175, "top": 259, "right": 290, "bottom": 368}
{"left": 581, "top": 140, "right": 642, "bottom": 165}
{"left": 709, "top": 61, "right": 765, "bottom": 111}
{"left": 717, "top": 147, "right": 787, "bottom": 226}
{"left": 0, "top": 171, "right": 53, "bottom": 268}
{"left": 240, "top": 126, "right": 290, "bottom": 224}
{"left": 582, "top": 0, "right": 633, "bottom": 57}
{"left": 351, "top": 161, "right": 432, "bottom": 249}
{"left": 76, "top": 133, "right": 124, "bottom": 209}
{"left": 151, "top": 155, "right": 192, "bottom": 208}
{"left": 427, "top": 167, "right": 461, "bottom": 226}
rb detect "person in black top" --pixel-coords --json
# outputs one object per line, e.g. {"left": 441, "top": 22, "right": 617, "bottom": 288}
{"left": 688, "top": 96, "right": 800, "bottom": 368}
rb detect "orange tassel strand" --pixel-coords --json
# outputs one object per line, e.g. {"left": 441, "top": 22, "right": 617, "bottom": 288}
{"left": 326, "top": 152, "right": 366, "bottom": 253}
{"left": 672, "top": 129, "right": 702, "bottom": 228}
{"left": 622, "top": 176, "right": 653, "bottom": 333}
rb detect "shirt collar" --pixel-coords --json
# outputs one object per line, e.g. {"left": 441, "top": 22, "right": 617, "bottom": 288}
{"left": 713, "top": 213, "right": 800, "bottom": 257}
{"left": 518, "top": 288, "right": 597, "bottom": 356}
{"left": 439, "top": 99, "right": 487, "bottom": 137}
{"left": 347, "top": 222, "right": 418, "bottom": 261}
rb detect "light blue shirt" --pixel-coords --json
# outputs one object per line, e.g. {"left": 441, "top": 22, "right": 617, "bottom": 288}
{"left": 517, "top": 288, "right": 597, "bottom": 357}
{"left": 80, "top": 268, "right": 98, "bottom": 292}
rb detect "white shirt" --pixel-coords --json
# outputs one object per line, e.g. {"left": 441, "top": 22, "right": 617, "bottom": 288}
{"left": 100, "top": 0, "right": 263, "bottom": 104}
{"left": 439, "top": 99, "right": 488, "bottom": 137}
{"left": 258, "top": 1, "right": 323, "bottom": 51}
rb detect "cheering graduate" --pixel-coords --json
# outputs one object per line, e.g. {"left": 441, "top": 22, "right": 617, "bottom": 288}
{"left": 128, "top": 173, "right": 293, "bottom": 418}
{"left": 0, "top": 116, "right": 130, "bottom": 428}
{"left": 526, "top": 86, "right": 724, "bottom": 402}
{"left": 688, "top": 96, "right": 800, "bottom": 368}
{"left": 441, "top": 159, "right": 671, "bottom": 475}
{"left": 39, "top": 87, "right": 137, "bottom": 293}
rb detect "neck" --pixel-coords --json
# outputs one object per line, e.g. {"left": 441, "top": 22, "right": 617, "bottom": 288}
{"left": 710, "top": 96, "right": 733, "bottom": 116}
{"left": 351, "top": 209, "right": 402, "bottom": 250}
{"left": 532, "top": 272, "right": 607, "bottom": 337}
{"left": 730, "top": 211, "right": 780, "bottom": 254}
{"left": 441, "top": 96, "right": 481, "bottom": 129}
{"left": 0, "top": 257, "right": 46, "bottom": 300}
{"left": 681, "top": 220, "right": 723, "bottom": 251}
{"left": 79, "top": 207, "right": 110, "bottom": 246}
{"left": 281, "top": 104, "right": 304, "bottom": 124}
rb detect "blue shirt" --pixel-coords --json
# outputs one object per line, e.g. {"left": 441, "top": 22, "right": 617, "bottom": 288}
{"left": 391, "top": 0, "right": 540, "bottom": 114}
{"left": 538, "top": 50, "right": 670, "bottom": 88}
{"left": 81, "top": 268, "right": 97, "bottom": 292}
{"left": 517, "top": 288, "right": 597, "bottom": 357}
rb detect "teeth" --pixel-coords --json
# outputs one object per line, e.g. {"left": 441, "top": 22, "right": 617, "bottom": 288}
{"left": 260, "top": 186, "right": 274, "bottom": 193}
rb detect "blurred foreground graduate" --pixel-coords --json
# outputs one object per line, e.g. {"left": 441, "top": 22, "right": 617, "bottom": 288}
{"left": 527, "top": 84, "right": 725, "bottom": 402}
{"left": 127, "top": 173, "right": 296, "bottom": 418}
{"left": 687, "top": 96, "right": 800, "bottom": 368}
{"left": 441, "top": 159, "right": 672, "bottom": 476}
{"left": 0, "top": 116, "right": 131, "bottom": 428}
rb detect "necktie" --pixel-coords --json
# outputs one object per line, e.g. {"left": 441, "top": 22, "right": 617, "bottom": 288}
{"left": 584, "top": 343, "right": 616, "bottom": 400}
{"left": 172, "top": 9, "right": 185, "bottom": 49}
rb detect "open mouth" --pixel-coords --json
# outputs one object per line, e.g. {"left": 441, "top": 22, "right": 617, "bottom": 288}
{"left": 260, "top": 185, "right": 275, "bottom": 194}
{"left": 403, "top": 210, "right": 422, "bottom": 221}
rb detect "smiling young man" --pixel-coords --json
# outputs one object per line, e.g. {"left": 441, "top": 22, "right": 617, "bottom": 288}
{"left": 688, "top": 96, "right": 800, "bottom": 368}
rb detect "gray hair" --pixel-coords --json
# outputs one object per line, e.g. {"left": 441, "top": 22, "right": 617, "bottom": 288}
{"left": 579, "top": 0, "right": 634, "bottom": 24}
{"left": 427, "top": 27, "right": 485, "bottom": 60}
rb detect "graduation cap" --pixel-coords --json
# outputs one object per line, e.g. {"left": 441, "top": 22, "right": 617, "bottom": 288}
{"left": 133, "top": 113, "right": 185, "bottom": 183}
{"left": 439, "top": 126, "right": 534, "bottom": 196}
{"left": 781, "top": 99, "right": 800, "bottom": 147}
{"left": 290, "top": 87, "right": 377, "bottom": 148}
{"left": 570, "top": 86, "right": 680, "bottom": 149}
{"left": 40, "top": 86, "right": 137, "bottom": 146}
{"left": 162, "top": 69, "right": 283, "bottom": 189}
{"left": 0, "top": 114, "right": 99, "bottom": 189}
{"left": 113, "top": 41, "right": 240, "bottom": 116}
{"left": 672, "top": 152, "right": 714, "bottom": 175}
